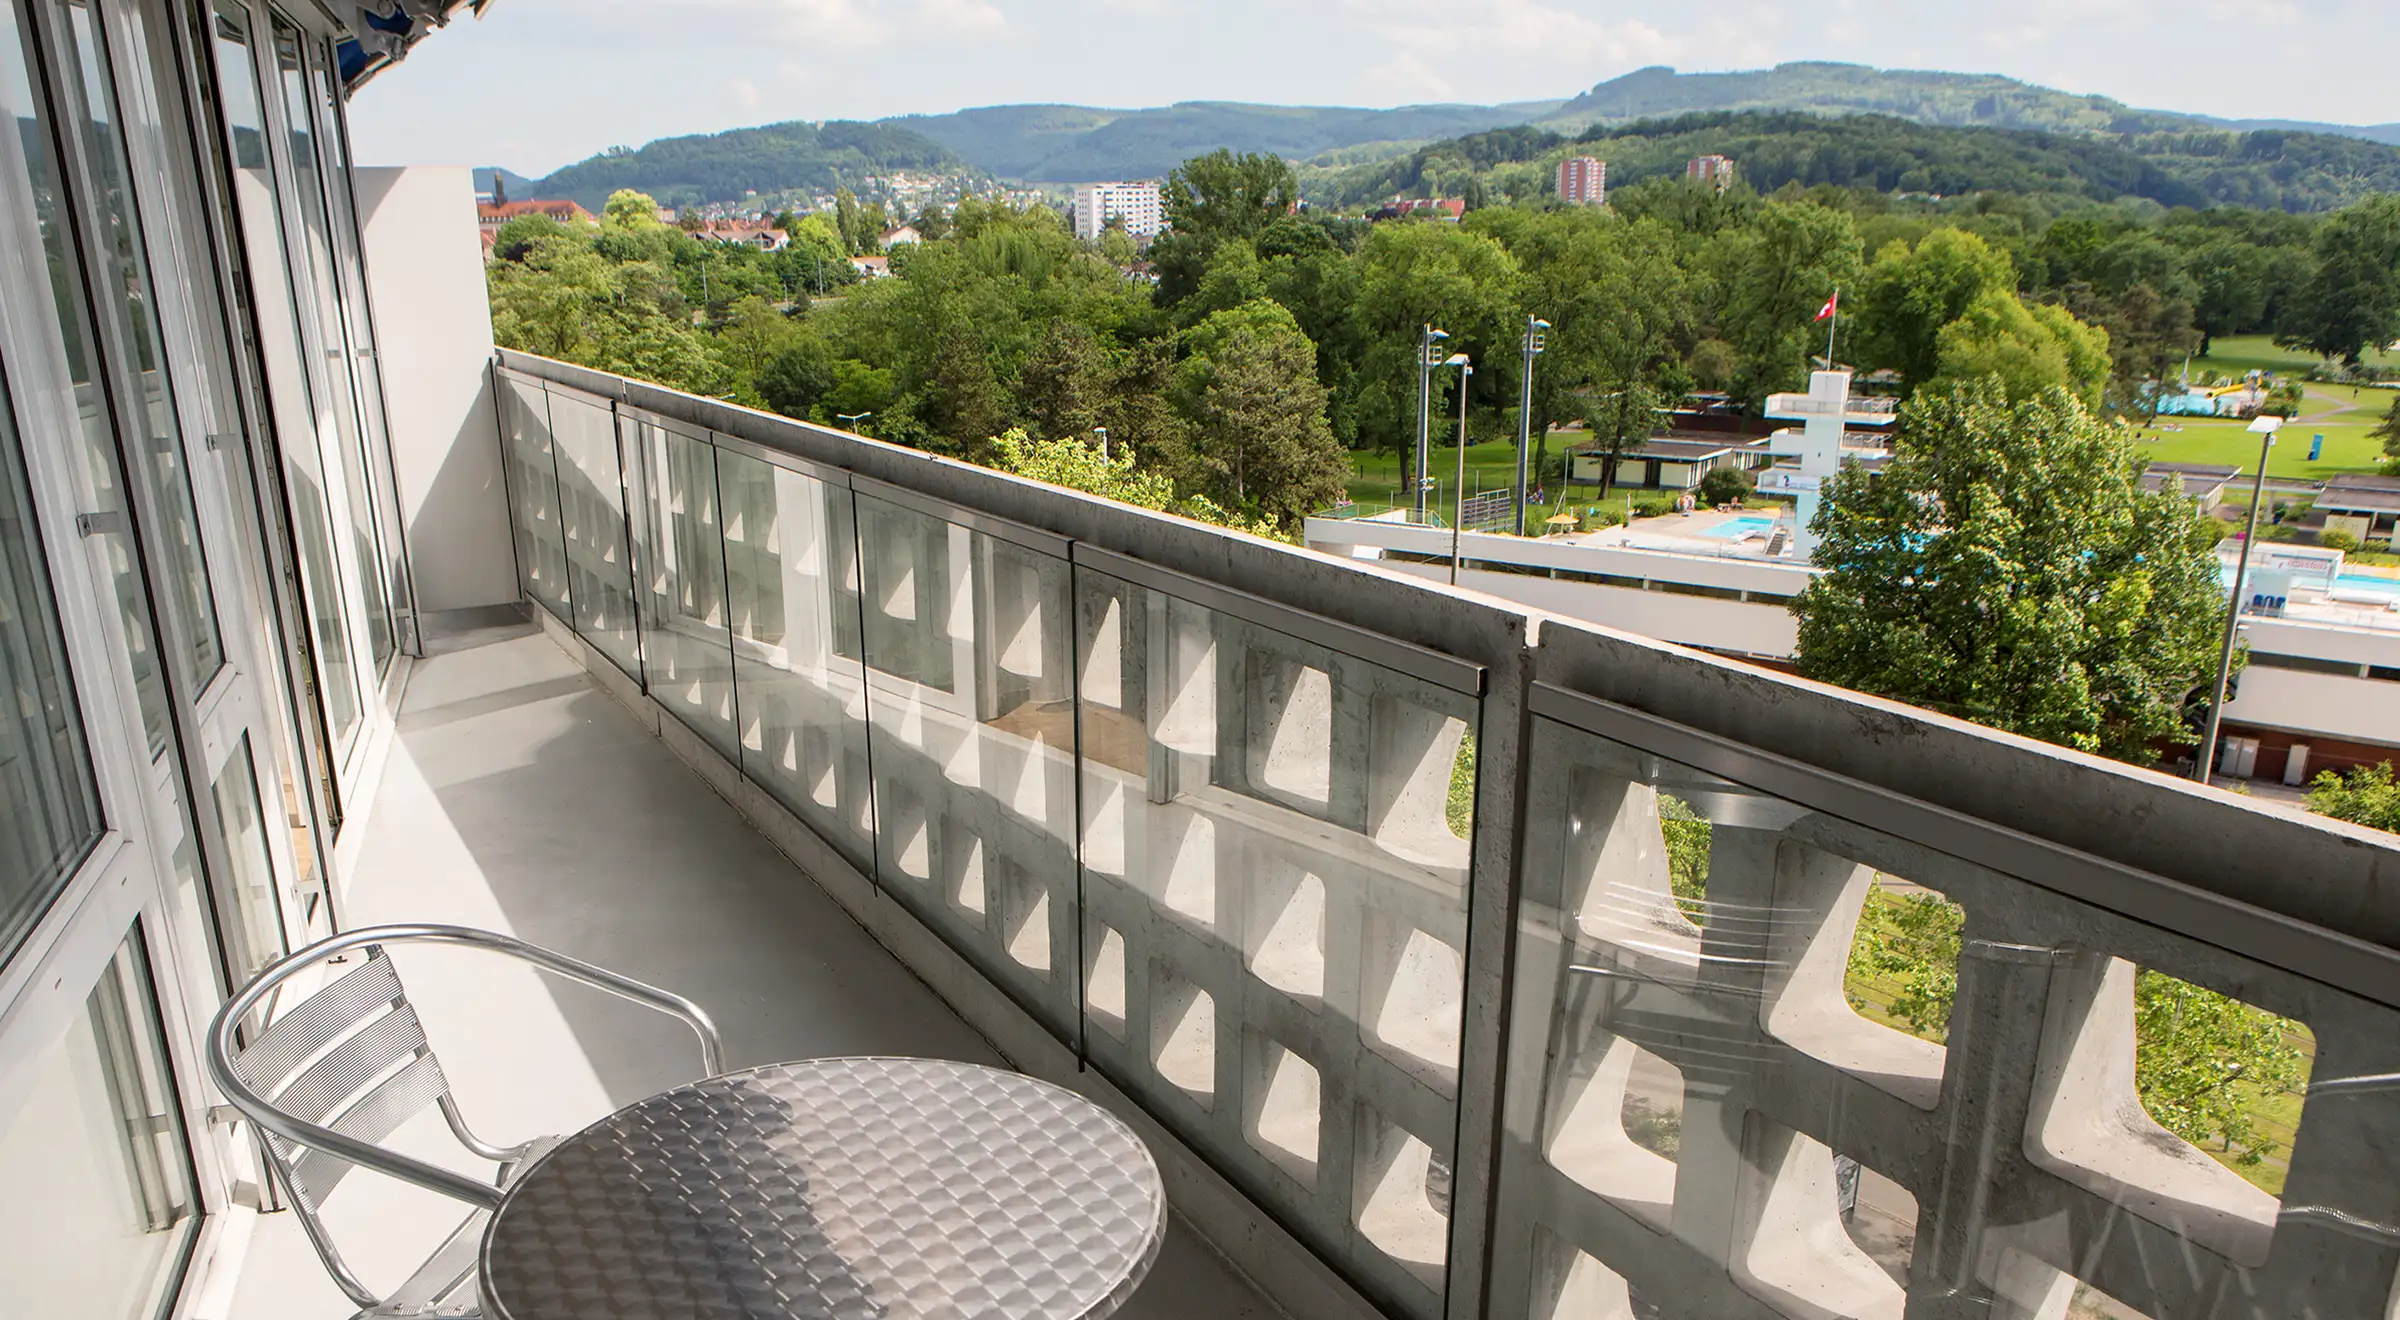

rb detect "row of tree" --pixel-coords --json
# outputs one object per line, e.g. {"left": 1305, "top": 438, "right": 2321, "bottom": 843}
{"left": 487, "top": 151, "right": 2400, "bottom": 542}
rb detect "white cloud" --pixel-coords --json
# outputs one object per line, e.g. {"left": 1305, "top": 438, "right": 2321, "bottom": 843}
{"left": 731, "top": 77, "right": 764, "bottom": 109}
{"left": 917, "top": 0, "right": 1008, "bottom": 36}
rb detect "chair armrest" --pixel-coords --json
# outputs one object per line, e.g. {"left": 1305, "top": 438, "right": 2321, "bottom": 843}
{"left": 206, "top": 923, "right": 728, "bottom": 1211}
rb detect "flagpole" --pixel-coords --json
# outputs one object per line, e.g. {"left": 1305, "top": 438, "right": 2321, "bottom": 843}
{"left": 1826, "top": 286, "right": 1839, "bottom": 369}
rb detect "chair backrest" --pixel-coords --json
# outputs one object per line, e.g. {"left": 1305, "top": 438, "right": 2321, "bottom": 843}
{"left": 225, "top": 947, "right": 456, "bottom": 1221}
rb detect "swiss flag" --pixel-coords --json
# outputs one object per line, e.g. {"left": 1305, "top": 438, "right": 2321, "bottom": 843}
{"left": 1814, "top": 291, "right": 1840, "bottom": 323}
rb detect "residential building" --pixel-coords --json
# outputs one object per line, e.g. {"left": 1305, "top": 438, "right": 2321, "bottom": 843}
{"left": 881, "top": 224, "right": 923, "bottom": 247}
{"left": 1688, "top": 153, "right": 1737, "bottom": 188}
{"left": 1071, "top": 180, "right": 1165, "bottom": 240}
{"left": 1556, "top": 155, "right": 1607, "bottom": 205}
{"left": 476, "top": 197, "right": 593, "bottom": 241}
{"left": 851, "top": 254, "right": 892, "bottom": 278}
{"left": 695, "top": 221, "right": 790, "bottom": 251}
{"left": 1, "top": 10, "right": 2396, "bottom": 1320}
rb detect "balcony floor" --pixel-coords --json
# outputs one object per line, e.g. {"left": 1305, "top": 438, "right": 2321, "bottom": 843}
{"left": 228, "top": 614, "right": 1279, "bottom": 1320}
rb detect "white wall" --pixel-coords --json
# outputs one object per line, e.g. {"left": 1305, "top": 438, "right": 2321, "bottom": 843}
{"left": 1379, "top": 562, "right": 1801, "bottom": 658}
{"left": 354, "top": 166, "right": 514, "bottom": 616}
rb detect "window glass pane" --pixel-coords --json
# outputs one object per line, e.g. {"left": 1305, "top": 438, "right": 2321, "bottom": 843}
{"left": 272, "top": 17, "right": 389, "bottom": 674}
{"left": 53, "top": 0, "right": 224, "bottom": 696}
{"left": 0, "top": 0, "right": 170, "bottom": 754}
{"left": 0, "top": 928, "right": 199, "bottom": 1319}
{"left": 203, "top": 1, "right": 360, "bottom": 749}
{"left": 858, "top": 493, "right": 1077, "bottom": 1036}
{"left": 208, "top": 734, "right": 282, "bottom": 995}
{"left": 309, "top": 59, "right": 406, "bottom": 655}
{"left": 717, "top": 449, "right": 871, "bottom": 871}
{"left": 624, "top": 415, "right": 733, "bottom": 759}
{"left": 549, "top": 392, "right": 638, "bottom": 676}
{"left": 0, "top": 361, "right": 101, "bottom": 962}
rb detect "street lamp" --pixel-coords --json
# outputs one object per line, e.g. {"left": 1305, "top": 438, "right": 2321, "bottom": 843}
{"left": 1415, "top": 326, "right": 1451, "bottom": 522}
{"left": 1517, "top": 317, "right": 1549, "bottom": 536}
{"left": 1093, "top": 426, "right": 1110, "bottom": 460}
{"left": 2196, "top": 411, "right": 2283, "bottom": 784}
{"left": 837, "top": 411, "right": 874, "bottom": 435}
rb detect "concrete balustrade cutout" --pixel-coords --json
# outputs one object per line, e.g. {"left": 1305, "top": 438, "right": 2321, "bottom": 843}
{"left": 1757, "top": 847, "right": 1949, "bottom": 1111}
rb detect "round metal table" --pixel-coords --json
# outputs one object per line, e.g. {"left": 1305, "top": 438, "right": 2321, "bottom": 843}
{"left": 479, "top": 1058, "right": 1166, "bottom": 1320}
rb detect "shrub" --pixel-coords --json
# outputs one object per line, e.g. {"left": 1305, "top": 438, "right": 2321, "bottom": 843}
{"left": 1632, "top": 494, "right": 1678, "bottom": 519}
{"left": 2322, "top": 529, "right": 2362, "bottom": 552}
{"left": 1696, "top": 466, "right": 1753, "bottom": 507}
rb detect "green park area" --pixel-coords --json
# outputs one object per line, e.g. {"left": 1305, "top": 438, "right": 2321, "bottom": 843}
{"left": 1341, "top": 437, "right": 1577, "bottom": 527}
{"left": 2134, "top": 336, "right": 2399, "bottom": 480}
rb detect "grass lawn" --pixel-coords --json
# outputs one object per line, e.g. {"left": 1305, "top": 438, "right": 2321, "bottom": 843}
{"left": 1342, "top": 438, "right": 1542, "bottom": 526}
{"left": 2137, "top": 378, "right": 2394, "bottom": 480}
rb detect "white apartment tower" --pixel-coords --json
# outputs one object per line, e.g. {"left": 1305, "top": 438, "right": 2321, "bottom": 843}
{"left": 1556, "top": 156, "right": 1607, "bottom": 205}
{"left": 1072, "top": 181, "right": 1166, "bottom": 240}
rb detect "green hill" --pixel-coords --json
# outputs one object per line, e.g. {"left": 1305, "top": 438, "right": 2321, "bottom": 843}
{"left": 529, "top": 120, "right": 963, "bottom": 210}
{"left": 885, "top": 100, "right": 1564, "bottom": 182}
{"left": 1539, "top": 63, "right": 2193, "bottom": 135}
{"left": 1304, "top": 111, "right": 2400, "bottom": 214}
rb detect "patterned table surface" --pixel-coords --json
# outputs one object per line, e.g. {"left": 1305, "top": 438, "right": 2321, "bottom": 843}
{"left": 480, "top": 1057, "right": 1167, "bottom": 1319}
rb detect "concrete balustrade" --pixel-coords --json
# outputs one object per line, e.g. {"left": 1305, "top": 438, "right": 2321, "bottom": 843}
{"left": 496, "top": 352, "right": 2400, "bottom": 1320}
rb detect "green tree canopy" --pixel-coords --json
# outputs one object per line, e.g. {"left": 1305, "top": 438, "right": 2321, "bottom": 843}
{"left": 1168, "top": 299, "right": 1347, "bottom": 528}
{"left": 1854, "top": 227, "right": 2019, "bottom": 391}
{"left": 1163, "top": 149, "right": 1298, "bottom": 242}
{"left": 1792, "top": 382, "right": 2226, "bottom": 762}
{"left": 2280, "top": 196, "right": 2400, "bottom": 365}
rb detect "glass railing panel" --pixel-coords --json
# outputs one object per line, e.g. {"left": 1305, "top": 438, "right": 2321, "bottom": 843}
{"left": 1490, "top": 710, "right": 2367, "bottom": 1320}
{"left": 717, "top": 448, "right": 874, "bottom": 874}
{"left": 620, "top": 412, "right": 736, "bottom": 761}
{"left": 854, "top": 490, "right": 1079, "bottom": 1038}
{"left": 1072, "top": 561, "right": 1480, "bottom": 1320}
{"left": 498, "top": 376, "right": 568, "bottom": 620}
{"left": 548, "top": 390, "right": 640, "bottom": 678}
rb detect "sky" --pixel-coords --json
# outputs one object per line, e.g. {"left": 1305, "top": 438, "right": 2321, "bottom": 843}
{"left": 351, "top": 0, "right": 2399, "bottom": 177}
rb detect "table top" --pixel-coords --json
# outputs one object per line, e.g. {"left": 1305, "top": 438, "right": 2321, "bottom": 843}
{"left": 480, "top": 1057, "right": 1166, "bottom": 1320}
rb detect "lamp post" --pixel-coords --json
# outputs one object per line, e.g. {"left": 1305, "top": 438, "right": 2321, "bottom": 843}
{"left": 1517, "top": 317, "right": 1549, "bottom": 537}
{"left": 1415, "top": 325, "right": 1450, "bottom": 522}
{"left": 1093, "top": 426, "right": 1110, "bottom": 460}
{"left": 2196, "top": 412, "right": 2282, "bottom": 783}
{"left": 837, "top": 411, "right": 874, "bottom": 435}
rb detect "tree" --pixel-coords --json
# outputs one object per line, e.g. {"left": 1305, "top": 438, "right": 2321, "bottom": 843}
{"left": 1853, "top": 228, "right": 2019, "bottom": 393}
{"left": 1928, "top": 289, "right": 2111, "bottom": 407}
{"left": 1170, "top": 300, "right": 1348, "bottom": 528}
{"left": 1696, "top": 465, "right": 1751, "bottom": 507}
{"left": 987, "top": 428, "right": 1273, "bottom": 537}
{"left": 2308, "top": 761, "right": 2400, "bottom": 832}
{"left": 1018, "top": 319, "right": 1111, "bottom": 441}
{"left": 2280, "top": 196, "right": 2400, "bottom": 366}
{"left": 2376, "top": 396, "right": 2400, "bottom": 471}
{"left": 1792, "top": 381, "right": 2227, "bottom": 763}
{"left": 1163, "top": 149, "right": 1297, "bottom": 242}
{"left": 1578, "top": 380, "right": 1663, "bottom": 498}
{"left": 1703, "top": 201, "right": 1862, "bottom": 407}
{"left": 1352, "top": 223, "right": 1524, "bottom": 461}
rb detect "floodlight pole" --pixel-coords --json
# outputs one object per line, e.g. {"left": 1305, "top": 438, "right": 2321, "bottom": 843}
{"left": 1415, "top": 325, "right": 1448, "bottom": 521}
{"left": 1451, "top": 362, "right": 1473, "bottom": 586}
{"left": 1517, "top": 317, "right": 1548, "bottom": 537}
{"left": 2196, "top": 415, "right": 2281, "bottom": 783}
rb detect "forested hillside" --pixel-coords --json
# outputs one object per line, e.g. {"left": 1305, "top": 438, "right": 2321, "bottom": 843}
{"left": 530, "top": 121, "right": 963, "bottom": 210}
{"left": 886, "top": 100, "right": 1563, "bottom": 182}
{"left": 1306, "top": 112, "right": 2400, "bottom": 214}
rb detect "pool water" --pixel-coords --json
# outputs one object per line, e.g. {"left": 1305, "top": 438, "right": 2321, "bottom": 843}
{"left": 1701, "top": 515, "right": 1780, "bottom": 541}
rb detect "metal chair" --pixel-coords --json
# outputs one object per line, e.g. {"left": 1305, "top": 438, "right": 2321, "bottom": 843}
{"left": 206, "top": 924, "right": 723, "bottom": 1319}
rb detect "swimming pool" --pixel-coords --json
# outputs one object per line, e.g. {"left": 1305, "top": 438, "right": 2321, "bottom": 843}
{"left": 1701, "top": 515, "right": 1780, "bottom": 541}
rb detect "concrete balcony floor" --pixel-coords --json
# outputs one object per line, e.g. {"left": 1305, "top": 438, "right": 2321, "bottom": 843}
{"left": 228, "top": 614, "right": 1279, "bottom": 1319}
